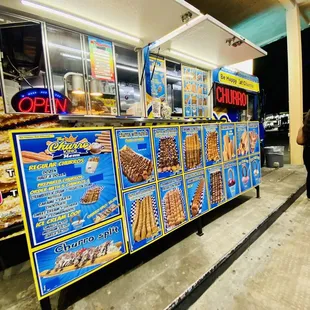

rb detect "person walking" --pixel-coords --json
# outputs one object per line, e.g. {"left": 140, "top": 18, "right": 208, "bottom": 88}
{"left": 296, "top": 110, "right": 310, "bottom": 199}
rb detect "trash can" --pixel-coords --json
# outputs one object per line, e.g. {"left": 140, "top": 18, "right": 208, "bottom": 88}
{"left": 264, "top": 146, "right": 284, "bottom": 168}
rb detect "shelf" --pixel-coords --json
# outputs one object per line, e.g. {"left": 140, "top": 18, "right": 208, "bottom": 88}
{"left": 149, "top": 14, "right": 267, "bottom": 70}
{"left": 59, "top": 115, "right": 222, "bottom": 124}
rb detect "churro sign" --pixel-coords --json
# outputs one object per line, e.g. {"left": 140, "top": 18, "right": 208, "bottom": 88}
{"left": 46, "top": 134, "right": 91, "bottom": 155}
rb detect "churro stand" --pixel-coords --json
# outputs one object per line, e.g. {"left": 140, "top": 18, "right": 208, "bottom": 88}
{"left": 0, "top": 1, "right": 265, "bottom": 308}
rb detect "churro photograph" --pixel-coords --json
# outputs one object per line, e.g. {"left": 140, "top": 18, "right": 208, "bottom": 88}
{"left": 248, "top": 122, "right": 260, "bottom": 154}
{"left": 158, "top": 176, "right": 188, "bottom": 233}
{"left": 204, "top": 124, "right": 221, "bottom": 166}
{"left": 181, "top": 126, "right": 203, "bottom": 171}
{"left": 115, "top": 128, "right": 155, "bottom": 189}
{"left": 236, "top": 123, "right": 249, "bottom": 157}
{"left": 153, "top": 127, "right": 182, "bottom": 179}
{"left": 123, "top": 184, "right": 162, "bottom": 252}
{"left": 206, "top": 166, "right": 225, "bottom": 209}
{"left": 221, "top": 123, "right": 236, "bottom": 162}
{"left": 184, "top": 170, "right": 208, "bottom": 219}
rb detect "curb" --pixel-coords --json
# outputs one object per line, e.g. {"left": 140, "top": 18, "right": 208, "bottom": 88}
{"left": 167, "top": 183, "right": 306, "bottom": 310}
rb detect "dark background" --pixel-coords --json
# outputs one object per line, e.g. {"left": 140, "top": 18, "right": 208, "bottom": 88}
{"left": 254, "top": 27, "right": 310, "bottom": 114}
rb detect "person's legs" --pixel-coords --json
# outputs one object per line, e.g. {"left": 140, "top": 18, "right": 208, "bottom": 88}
{"left": 303, "top": 147, "right": 310, "bottom": 198}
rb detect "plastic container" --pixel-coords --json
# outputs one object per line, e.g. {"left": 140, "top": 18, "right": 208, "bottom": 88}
{"left": 264, "top": 146, "right": 284, "bottom": 168}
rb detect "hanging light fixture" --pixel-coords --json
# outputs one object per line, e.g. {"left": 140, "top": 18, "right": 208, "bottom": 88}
{"left": 71, "top": 75, "right": 85, "bottom": 95}
{"left": 90, "top": 79, "right": 103, "bottom": 97}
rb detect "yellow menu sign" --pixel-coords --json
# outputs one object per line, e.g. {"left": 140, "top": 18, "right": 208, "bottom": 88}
{"left": 219, "top": 71, "right": 260, "bottom": 92}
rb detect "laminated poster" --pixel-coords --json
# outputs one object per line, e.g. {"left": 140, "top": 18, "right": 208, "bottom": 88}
{"left": 123, "top": 184, "right": 162, "bottom": 252}
{"left": 181, "top": 126, "right": 203, "bottom": 172}
{"left": 203, "top": 124, "right": 221, "bottom": 166}
{"left": 248, "top": 122, "right": 260, "bottom": 154}
{"left": 158, "top": 176, "right": 188, "bottom": 233}
{"left": 184, "top": 170, "right": 208, "bottom": 219}
{"left": 88, "top": 37, "right": 115, "bottom": 82}
{"left": 223, "top": 160, "right": 240, "bottom": 200}
{"left": 149, "top": 57, "right": 166, "bottom": 104}
{"left": 34, "top": 219, "right": 126, "bottom": 297}
{"left": 250, "top": 155, "right": 261, "bottom": 186}
{"left": 238, "top": 158, "right": 252, "bottom": 192}
{"left": 236, "top": 123, "right": 249, "bottom": 157}
{"left": 206, "top": 165, "right": 226, "bottom": 209}
{"left": 152, "top": 127, "right": 182, "bottom": 179}
{"left": 115, "top": 128, "right": 155, "bottom": 190}
{"left": 11, "top": 129, "right": 120, "bottom": 247}
{"left": 221, "top": 123, "right": 236, "bottom": 162}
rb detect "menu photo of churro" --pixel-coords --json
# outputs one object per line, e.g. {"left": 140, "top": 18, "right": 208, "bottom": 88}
{"left": 204, "top": 124, "right": 221, "bottom": 166}
{"left": 206, "top": 166, "right": 225, "bottom": 209}
{"left": 221, "top": 123, "right": 236, "bottom": 162}
{"left": 153, "top": 127, "right": 182, "bottom": 179}
{"left": 236, "top": 123, "right": 249, "bottom": 157}
{"left": 158, "top": 176, "right": 188, "bottom": 233}
{"left": 181, "top": 126, "right": 203, "bottom": 171}
{"left": 115, "top": 128, "right": 155, "bottom": 190}
{"left": 185, "top": 170, "right": 208, "bottom": 219}
{"left": 123, "top": 184, "right": 162, "bottom": 252}
{"left": 248, "top": 122, "right": 260, "bottom": 154}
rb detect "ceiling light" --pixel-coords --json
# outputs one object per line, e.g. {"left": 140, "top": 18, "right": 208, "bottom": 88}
{"left": 61, "top": 53, "right": 90, "bottom": 62}
{"left": 166, "top": 75, "right": 182, "bottom": 81}
{"left": 50, "top": 43, "right": 83, "bottom": 54}
{"left": 116, "top": 64, "right": 138, "bottom": 72}
{"left": 21, "top": 0, "right": 141, "bottom": 43}
{"left": 169, "top": 50, "right": 217, "bottom": 69}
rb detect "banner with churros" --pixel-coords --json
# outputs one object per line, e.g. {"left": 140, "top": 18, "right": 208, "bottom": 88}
{"left": 114, "top": 128, "right": 155, "bottom": 190}
{"left": 238, "top": 157, "right": 252, "bottom": 192}
{"left": 236, "top": 123, "right": 249, "bottom": 157}
{"left": 11, "top": 128, "right": 120, "bottom": 246}
{"left": 184, "top": 170, "right": 208, "bottom": 219}
{"left": 248, "top": 122, "right": 260, "bottom": 154}
{"left": 181, "top": 125, "right": 203, "bottom": 172}
{"left": 223, "top": 160, "right": 240, "bottom": 200}
{"left": 152, "top": 126, "right": 182, "bottom": 179}
{"left": 123, "top": 184, "right": 162, "bottom": 252}
{"left": 158, "top": 176, "right": 188, "bottom": 233}
{"left": 221, "top": 123, "right": 236, "bottom": 162}
{"left": 203, "top": 124, "right": 221, "bottom": 167}
{"left": 33, "top": 219, "right": 127, "bottom": 297}
{"left": 250, "top": 155, "right": 261, "bottom": 186}
{"left": 206, "top": 165, "right": 226, "bottom": 209}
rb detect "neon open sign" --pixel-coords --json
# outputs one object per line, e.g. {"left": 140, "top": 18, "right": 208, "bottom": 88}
{"left": 11, "top": 88, "right": 71, "bottom": 114}
{"left": 214, "top": 83, "right": 247, "bottom": 110}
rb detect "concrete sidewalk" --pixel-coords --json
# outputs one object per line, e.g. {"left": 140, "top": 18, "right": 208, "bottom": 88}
{"left": 190, "top": 194, "right": 310, "bottom": 310}
{"left": 0, "top": 165, "right": 306, "bottom": 310}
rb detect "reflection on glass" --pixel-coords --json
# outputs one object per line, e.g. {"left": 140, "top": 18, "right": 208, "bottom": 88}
{"left": 0, "top": 23, "right": 48, "bottom": 113}
{"left": 47, "top": 26, "right": 87, "bottom": 115}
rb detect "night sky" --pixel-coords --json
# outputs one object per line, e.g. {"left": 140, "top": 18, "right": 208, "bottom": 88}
{"left": 254, "top": 27, "right": 310, "bottom": 114}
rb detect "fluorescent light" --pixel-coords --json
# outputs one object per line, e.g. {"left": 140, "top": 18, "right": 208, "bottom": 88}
{"left": 116, "top": 64, "right": 138, "bottom": 72}
{"left": 169, "top": 49, "right": 217, "bottom": 69}
{"left": 50, "top": 43, "right": 83, "bottom": 54}
{"left": 61, "top": 53, "right": 82, "bottom": 60}
{"left": 0, "top": 18, "right": 5, "bottom": 22}
{"left": 166, "top": 75, "right": 182, "bottom": 81}
{"left": 21, "top": 0, "right": 141, "bottom": 43}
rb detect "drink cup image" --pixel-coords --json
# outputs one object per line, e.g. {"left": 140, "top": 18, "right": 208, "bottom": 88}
{"left": 90, "top": 142, "right": 102, "bottom": 154}
{"left": 71, "top": 215, "right": 85, "bottom": 230}
{"left": 86, "top": 157, "right": 99, "bottom": 173}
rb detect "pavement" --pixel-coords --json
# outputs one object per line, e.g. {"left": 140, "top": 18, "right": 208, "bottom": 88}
{"left": 189, "top": 194, "right": 310, "bottom": 310}
{"left": 0, "top": 165, "right": 306, "bottom": 310}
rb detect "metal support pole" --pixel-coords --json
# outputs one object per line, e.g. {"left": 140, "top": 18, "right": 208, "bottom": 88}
{"left": 255, "top": 185, "right": 260, "bottom": 199}
{"left": 196, "top": 217, "right": 204, "bottom": 236}
{"left": 40, "top": 297, "right": 51, "bottom": 310}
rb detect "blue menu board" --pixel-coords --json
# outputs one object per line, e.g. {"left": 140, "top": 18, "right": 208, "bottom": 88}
{"left": 250, "top": 155, "right": 261, "bottom": 186}
{"left": 11, "top": 129, "right": 120, "bottom": 247}
{"left": 158, "top": 176, "right": 188, "bottom": 233}
{"left": 122, "top": 184, "right": 162, "bottom": 252}
{"left": 238, "top": 158, "right": 252, "bottom": 192}
{"left": 114, "top": 128, "right": 155, "bottom": 190}
{"left": 221, "top": 123, "right": 236, "bottom": 162}
{"left": 236, "top": 123, "right": 249, "bottom": 157}
{"left": 206, "top": 165, "right": 225, "bottom": 209}
{"left": 184, "top": 170, "right": 208, "bottom": 219}
{"left": 152, "top": 127, "right": 182, "bottom": 179}
{"left": 248, "top": 122, "right": 260, "bottom": 154}
{"left": 181, "top": 126, "right": 203, "bottom": 172}
{"left": 203, "top": 124, "right": 221, "bottom": 166}
{"left": 34, "top": 219, "right": 127, "bottom": 297}
{"left": 223, "top": 161, "right": 240, "bottom": 200}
